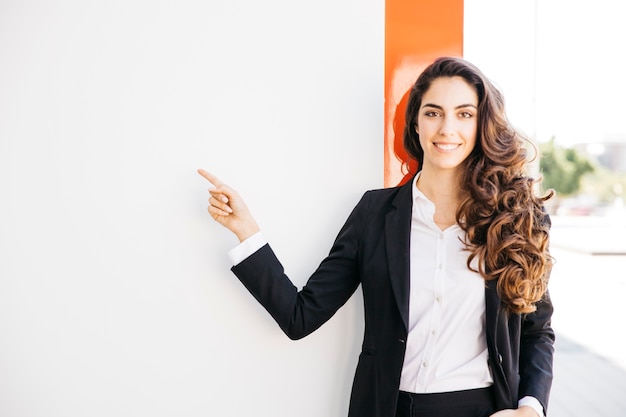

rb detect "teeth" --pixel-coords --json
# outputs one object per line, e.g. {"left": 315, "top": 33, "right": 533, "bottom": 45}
{"left": 435, "top": 143, "right": 460, "bottom": 150}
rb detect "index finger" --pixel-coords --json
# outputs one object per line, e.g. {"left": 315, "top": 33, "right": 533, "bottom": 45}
{"left": 197, "top": 169, "right": 223, "bottom": 188}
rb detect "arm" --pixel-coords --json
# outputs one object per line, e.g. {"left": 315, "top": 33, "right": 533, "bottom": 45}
{"left": 515, "top": 211, "right": 555, "bottom": 415}
{"left": 198, "top": 169, "right": 366, "bottom": 340}
{"left": 231, "top": 191, "right": 370, "bottom": 340}
{"left": 490, "top": 296, "right": 554, "bottom": 417}
{"left": 517, "top": 292, "right": 555, "bottom": 414}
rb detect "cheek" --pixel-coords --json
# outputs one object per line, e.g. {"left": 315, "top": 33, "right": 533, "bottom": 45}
{"left": 464, "top": 123, "right": 478, "bottom": 144}
{"left": 416, "top": 119, "right": 434, "bottom": 138}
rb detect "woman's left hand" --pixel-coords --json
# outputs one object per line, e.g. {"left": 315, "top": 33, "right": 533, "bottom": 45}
{"left": 490, "top": 406, "right": 539, "bottom": 417}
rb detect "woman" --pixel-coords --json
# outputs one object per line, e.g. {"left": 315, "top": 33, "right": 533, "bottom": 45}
{"left": 198, "top": 57, "right": 554, "bottom": 417}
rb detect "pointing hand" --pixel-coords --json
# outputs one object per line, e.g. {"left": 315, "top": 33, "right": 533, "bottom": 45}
{"left": 197, "top": 169, "right": 260, "bottom": 242}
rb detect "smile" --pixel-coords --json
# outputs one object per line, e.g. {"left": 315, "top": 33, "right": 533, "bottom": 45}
{"left": 434, "top": 143, "right": 461, "bottom": 151}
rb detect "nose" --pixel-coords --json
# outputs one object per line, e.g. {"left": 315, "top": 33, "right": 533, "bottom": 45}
{"left": 438, "top": 115, "right": 456, "bottom": 136}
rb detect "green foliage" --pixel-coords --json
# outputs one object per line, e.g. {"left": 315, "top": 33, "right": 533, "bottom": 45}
{"left": 580, "top": 166, "right": 626, "bottom": 204}
{"left": 539, "top": 137, "right": 595, "bottom": 197}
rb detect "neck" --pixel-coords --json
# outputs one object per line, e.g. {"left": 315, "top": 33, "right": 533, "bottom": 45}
{"left": 416, "top": 169, "right": 462, "bottom": 205}
{"left": 416, "top": 169, "right": 464, "bottom": 231}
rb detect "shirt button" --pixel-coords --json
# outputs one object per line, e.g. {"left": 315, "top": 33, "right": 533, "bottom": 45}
{"left": 435, "top": 296, "right": 442, "bottom": 303}
{"left": 422, "top": 362, "right": 428, "bottom": 368}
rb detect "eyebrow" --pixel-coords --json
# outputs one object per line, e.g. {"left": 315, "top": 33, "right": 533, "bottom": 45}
{"left": 421, "top": 103, "right": 478, "bottom": 110}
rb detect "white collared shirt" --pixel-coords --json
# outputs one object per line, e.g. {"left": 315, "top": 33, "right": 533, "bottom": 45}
{"left": 398, "top": 174, "right": 493, "bottom": 393}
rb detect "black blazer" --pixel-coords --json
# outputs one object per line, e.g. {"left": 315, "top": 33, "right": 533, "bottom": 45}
{"left": 231, "top": 178, "right": 554, "bottom": 417}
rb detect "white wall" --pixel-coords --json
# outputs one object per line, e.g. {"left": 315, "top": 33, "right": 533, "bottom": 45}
{"left": 0, "top": 1, "right": 383, "bottom": 416}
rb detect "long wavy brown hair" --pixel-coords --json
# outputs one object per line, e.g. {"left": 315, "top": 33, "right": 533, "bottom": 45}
{"left": 403, "top": 57, "right": 553, "bottom": 314}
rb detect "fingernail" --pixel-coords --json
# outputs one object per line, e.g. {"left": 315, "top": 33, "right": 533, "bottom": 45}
{"left": 221, "top": 196, "right": 229, "bottom": 203}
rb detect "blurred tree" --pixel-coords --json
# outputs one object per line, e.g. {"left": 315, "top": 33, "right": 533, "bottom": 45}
{"left": 539, "top": 137, "right": 595, "bottom": 196}
{"left": 580, "top": 166, "right": 626, "bottom": 204}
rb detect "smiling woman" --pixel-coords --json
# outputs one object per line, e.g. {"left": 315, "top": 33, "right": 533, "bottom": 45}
{"left": 199, "top": 57, "right": 555, "bottom": 417}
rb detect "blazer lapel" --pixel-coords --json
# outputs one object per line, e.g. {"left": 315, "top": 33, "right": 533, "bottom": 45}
{"left": 385, "top": 179, "right": 414, "bottom": 332}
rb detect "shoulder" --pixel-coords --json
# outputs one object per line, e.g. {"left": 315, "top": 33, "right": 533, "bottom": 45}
{"left": 351, "top": 180, "right": 413, "bottom": 216}
{"left": 364, "top": 179, "right": 413, "bottom": 204}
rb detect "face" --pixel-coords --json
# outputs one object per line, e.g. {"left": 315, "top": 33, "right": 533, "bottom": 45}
{"left": 415, "top": 76, "right": 478, "bottom": 175}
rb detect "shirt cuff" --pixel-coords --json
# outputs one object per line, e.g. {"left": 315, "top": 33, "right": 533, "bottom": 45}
{"left": 518, "top": 396, "right": 544, "bottom": 417}
{"left": 227, "top": 231, "right": 267, "bottom": 265}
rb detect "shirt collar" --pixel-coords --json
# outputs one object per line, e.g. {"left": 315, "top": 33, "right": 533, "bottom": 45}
{"left": 411, "top": 172, "right": 430, "bottom": 204}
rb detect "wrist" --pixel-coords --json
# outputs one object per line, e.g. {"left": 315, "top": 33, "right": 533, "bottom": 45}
{"left": 235, "top": 223, "right": 260, "bottom": 242}
{"left": 518, "top": 396, "right": 543, "bottom": 417}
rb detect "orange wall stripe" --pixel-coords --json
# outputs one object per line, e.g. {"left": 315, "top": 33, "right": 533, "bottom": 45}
{"left": 384, "top": 0, "right": 464, "bottom": 187}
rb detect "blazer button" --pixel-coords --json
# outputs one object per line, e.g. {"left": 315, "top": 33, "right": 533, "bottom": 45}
{"left": 398, "top": 339, "right": 405, "bottom": 343}
{"left": 498, "top": 354, "right": 503, "bottom": 363}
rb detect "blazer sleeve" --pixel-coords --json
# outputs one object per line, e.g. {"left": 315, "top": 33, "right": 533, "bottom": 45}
{"left": 518, "top": 211, "right": 555, "bottom": 412}
{"left": 230, "top": 191, "right": 371, "bottom": 340}
{"left": 518, "top": 291, "right": 555, "bottom": 412}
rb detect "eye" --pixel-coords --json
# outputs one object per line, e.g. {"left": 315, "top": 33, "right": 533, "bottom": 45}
{"left": 459, "top": 111, "right": 474, "bottom": 118}
{"left": 424, "top": 111, "right": 440, "bottom": 117}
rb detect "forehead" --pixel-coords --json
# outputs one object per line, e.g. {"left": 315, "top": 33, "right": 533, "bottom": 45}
{"left": 421, "top": 76, "right": 478, "bottom": 106}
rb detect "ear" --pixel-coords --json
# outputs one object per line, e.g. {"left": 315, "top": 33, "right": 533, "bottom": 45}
{"left": 414, "top": 123, "right": 419, "bottom": 135}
